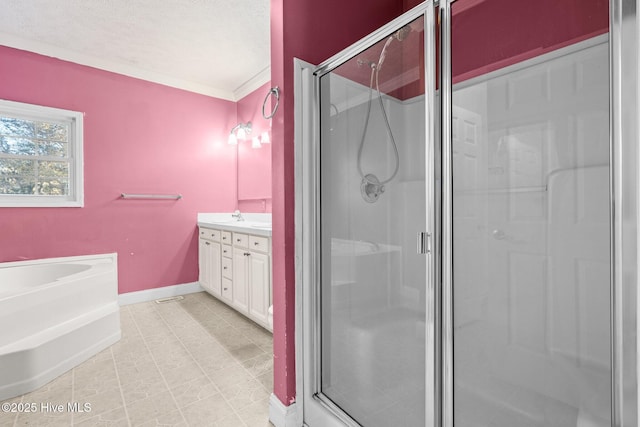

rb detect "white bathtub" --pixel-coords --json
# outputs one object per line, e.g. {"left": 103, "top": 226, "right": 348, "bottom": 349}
{"left": 0, "top": 253, "right": 121, "bottom": 401}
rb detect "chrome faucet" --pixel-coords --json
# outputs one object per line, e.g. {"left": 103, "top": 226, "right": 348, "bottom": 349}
{"left": 232, "top": 210, "right": 244, "bottom": 221}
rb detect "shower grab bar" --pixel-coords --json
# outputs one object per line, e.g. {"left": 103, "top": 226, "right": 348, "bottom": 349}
{"left": 454, "top": 165, "right": 609, "bottom": 195}
{"left": 120, "top": 193, "right": 182, "bottom": 200}
{"left": 454, "top": 185, "right": 547, "bottom": 195}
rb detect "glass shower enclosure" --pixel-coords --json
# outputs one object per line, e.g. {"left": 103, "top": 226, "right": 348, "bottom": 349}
{"left": 297, "top": 0, "right": 637, "bottom": 426}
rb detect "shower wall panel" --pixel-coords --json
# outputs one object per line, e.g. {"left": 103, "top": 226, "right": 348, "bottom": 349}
{"left": 451, "top": 36, "right": 610, "bottom": 427}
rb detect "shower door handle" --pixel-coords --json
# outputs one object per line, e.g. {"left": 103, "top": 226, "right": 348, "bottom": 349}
{"left": 417, "top": 232, "right": 431, "bottom": 254}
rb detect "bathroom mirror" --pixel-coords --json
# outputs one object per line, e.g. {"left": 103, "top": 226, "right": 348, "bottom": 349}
{"left": 237, "top": 139, "right": 271, "bottom": 201}
{"left": 236, "top": 82, "right": 273, "bottom": 206}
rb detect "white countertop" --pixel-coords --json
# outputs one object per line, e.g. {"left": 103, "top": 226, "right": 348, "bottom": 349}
{"left": 197, "top": 213, "right": 272, "bottom": 237}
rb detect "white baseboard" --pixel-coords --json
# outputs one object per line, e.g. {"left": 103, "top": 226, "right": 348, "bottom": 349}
{"left": 118, "top": 282, "right": 204, "bottom": 306}
{"left": 269, "top": 393, "right": 299, "bottom": 427}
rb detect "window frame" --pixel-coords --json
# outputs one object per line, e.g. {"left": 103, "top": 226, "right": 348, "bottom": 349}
{"left": 0, "top": 99, "right": 84, "bottom": 208}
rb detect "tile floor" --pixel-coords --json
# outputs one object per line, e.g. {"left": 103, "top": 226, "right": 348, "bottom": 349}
{"left": 0, "top": 292, "right": 275, "bottom": 427}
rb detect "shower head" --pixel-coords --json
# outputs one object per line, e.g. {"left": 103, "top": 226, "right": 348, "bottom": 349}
{"left": 394, "top": 25, "right": 411, "bottom": 42}
{"left": 356, "top": 25, "right": 413, "bottom": 71}
{"left": 377, "top": 25, "right": 414, "bottom": 69}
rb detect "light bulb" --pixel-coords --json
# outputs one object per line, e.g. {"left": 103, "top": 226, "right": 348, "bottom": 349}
{"left": 260, "top": 131, "right": 270, "bottom": 143}
{"left": 236, "top": 127, "right": 247, "bottom": 140}
{"left": 228, "top": 132, "right": 238, "bottom": 145}
{"left": 252, "top": 137, "right": 261, "bottom": 148}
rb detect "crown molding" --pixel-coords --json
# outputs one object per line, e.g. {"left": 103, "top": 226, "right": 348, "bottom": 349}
{"left": 233, "top": 66, "right": 271, "bottom": 100}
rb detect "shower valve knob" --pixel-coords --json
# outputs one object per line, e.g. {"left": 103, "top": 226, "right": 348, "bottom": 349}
{"left": 492, "top": 229, "right": 506, "bottom": 240}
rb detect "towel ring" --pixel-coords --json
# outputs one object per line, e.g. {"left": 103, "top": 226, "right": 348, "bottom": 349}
{"left": 262, "top": 87, "right": 280, "bottom": 119}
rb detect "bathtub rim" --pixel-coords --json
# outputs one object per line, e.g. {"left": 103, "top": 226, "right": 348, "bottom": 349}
{"left": 0, "top": 252, "right": 117, "bottom": 270}
{"left": 0, "top": 253, "right": 118, "bottom": 303}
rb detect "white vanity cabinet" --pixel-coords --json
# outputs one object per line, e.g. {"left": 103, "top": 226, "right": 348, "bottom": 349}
{"left": 231, "top": 233, "right": 271, "bottom": 327}
{"left": 247, "top": 235, "right": 271, "bottom": 325}
{"left": 198, "top": 228, "right": 221, "bottom": 297}
{"left": 247, "top": 249, "right": 270, "bottom": 325}
{"left": 221, "top": 247, "right": 233, "bottom": 303}
{"left": 232, "top": 245, "right": 250, "bottom": 312}
{"left": 198, "top": 225, "right": 272, "bottom": 331}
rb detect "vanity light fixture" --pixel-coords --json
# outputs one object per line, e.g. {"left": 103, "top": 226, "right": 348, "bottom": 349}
{"left": 236, "top": 124, "right": 248, "bottom": 140}
{"left": 227, "top": 122, "right": 269, "bottom": 148}
{"left": 228, "top": 122, "right": 252, "bottom": 145}
{"left": 260, "top": 131, "right": 270, "bottom": 144}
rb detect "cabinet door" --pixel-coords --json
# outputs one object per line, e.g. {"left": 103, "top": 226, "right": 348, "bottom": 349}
{"left": 200, "top": 239, "right": 222, "bottom": 296}
{"left": 198, "top": 238, "right": 212, "bottom": 290}
{"left": 248, "top": 251, "right": 270, "bottom": 326}
{"left": 232, "top": 247, "right": 249, "bottom": 313}
{"left": 209, "top": 241, "right": 222, "bottom": 296}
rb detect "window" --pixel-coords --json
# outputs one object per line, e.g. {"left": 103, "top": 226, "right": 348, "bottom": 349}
{"left": 0, "top": 99, "right": 83, "bottom": 207}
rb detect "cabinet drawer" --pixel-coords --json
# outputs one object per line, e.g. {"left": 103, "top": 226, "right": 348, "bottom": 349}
{"left": 249, "top": 235, "right": 269, "bottom": 253}
{"left": 222, "top": 257, "right": 232, "bottom": 279}
{"left": 221, "top": 244, "right": 233, "bottom": 258}
{"left": 222, "top": 278, "right": 232, "bottom": 300}
{"left": 233, "top": 233, "right": 249, "bottom": 248}
{"left": 221, "top": 231, "right": 232, "bottom": 244}
{"left": 199, "top": 227, "right": 220, "bottom": 242}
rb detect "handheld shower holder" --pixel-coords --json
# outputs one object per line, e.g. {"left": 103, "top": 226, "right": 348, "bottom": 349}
{"left": 361, "top": 174, "right": 385, "bottom": 203}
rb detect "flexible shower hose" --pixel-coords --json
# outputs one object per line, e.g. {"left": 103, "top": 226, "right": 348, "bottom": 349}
{"left": 357, "top": 36, "right": 401, "bottom": 186}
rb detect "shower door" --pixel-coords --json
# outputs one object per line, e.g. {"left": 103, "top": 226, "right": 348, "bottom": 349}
{"left": 302, "top": 3, "right": 438, "bottom": 427}
{"left": 446, "top": 0, "right": 614, "bottom": 425}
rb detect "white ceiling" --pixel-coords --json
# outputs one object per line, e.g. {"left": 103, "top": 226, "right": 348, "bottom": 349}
{"left": 0, "top": 0, "right": 271, "bottom": 101}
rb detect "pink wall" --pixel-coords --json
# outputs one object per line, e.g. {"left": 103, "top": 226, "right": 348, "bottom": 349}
{"left": 0, "top": 45, "right": 238, "bottom": 294}
{"left": 451, "top": 0, "right": 608, "bottom": 83}
{"left": 237, "top": 82, "right": 273, "bottom": 212}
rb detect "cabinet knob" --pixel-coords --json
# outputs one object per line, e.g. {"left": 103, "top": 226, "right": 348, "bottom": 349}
{"left": 205, "top": 242, "right": 210, "bottom": 246}
{"left": 223, "top": 266, "right": 227, "bottom": 270}
{"left": 224, "top": 287, "right": 228, "bottom": 291}
{"left": 254, "top": 242, "right": 259, "bottom": 246}
{"left": 244, "top": 252, "right": 250, "bottom": 256}
{"left": 237, "top": 238, "right": 241, "bottom": 242}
